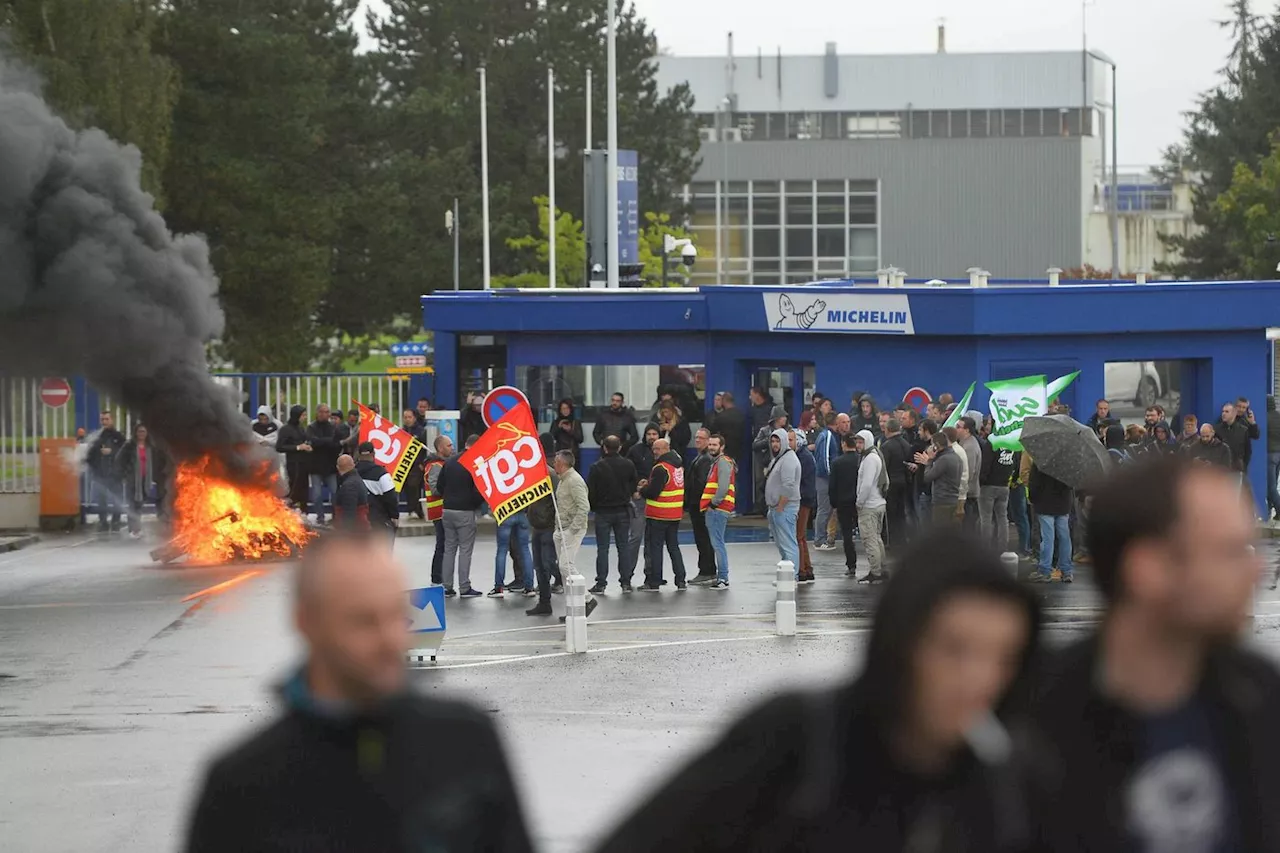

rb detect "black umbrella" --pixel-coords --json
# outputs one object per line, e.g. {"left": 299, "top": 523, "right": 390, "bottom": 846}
{"left": 1020, "top": 415, "right": 1110, "bottom": 489}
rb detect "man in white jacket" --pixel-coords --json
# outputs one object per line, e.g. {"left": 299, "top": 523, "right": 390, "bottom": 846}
{"left": 854, "top": 429, "right": 889, "bottom": 583}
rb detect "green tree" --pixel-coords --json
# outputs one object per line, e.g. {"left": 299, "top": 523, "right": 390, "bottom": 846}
{"left": 158, "top": 0, "right": 374, "bottom": 370}
{"left": 1160, "top": 5, "right": 1280, "bottom": 279}
{"left": 1207, "top": 138, "right": 1280, "bottom": 279}
{"left": 1220, "top": 0, "right": 1266, "bottom": 80}
{"left": 493, "top": 198, "right": 696, "bottom": 287}
{"left": 365, "top": 0, "right": 700, "bottom": 308}
{"left": 1, "top": 0, "right": 178, "bottom": 202}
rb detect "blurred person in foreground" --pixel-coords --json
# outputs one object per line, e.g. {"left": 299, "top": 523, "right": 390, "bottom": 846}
{"left": 1032, "top": 455, "right": 1279, "bottom": 851}
{"left": 596, "top": 528, "right": 1042, "bottom": 853}
{"left": 185, "top": 532, "right": 532, "bottom": 852}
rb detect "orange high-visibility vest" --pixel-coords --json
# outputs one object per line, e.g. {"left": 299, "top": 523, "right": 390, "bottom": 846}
{"left": 423, "top": 460, "right": 444, "bottom": 521}
{"left": 699, "top": 455, "right": 736, "bottom": 512}
{"left": 645, "top": 461, "right": 685, "bottom": 521}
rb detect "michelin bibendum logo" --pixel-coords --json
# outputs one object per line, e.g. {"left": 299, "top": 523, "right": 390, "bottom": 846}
{"left": 763, "top": 292, "right": 914, "bottom": 335}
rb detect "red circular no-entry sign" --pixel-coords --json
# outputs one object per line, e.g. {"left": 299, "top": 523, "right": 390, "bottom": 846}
{"left": 40, "top": 377, "right": 71, "bottom": 409}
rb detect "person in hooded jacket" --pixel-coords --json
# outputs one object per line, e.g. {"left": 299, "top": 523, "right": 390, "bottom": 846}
{"left": 790, "top": 428, "right": 817, "bottom": 583}
{"left": 850, "top": 394, "right": 881, "bottom": 438}
{"left": 276, "top": 405, "right": 312, "bottom": 511}
{"left": 595, "top": 528, "right": 1044, "bottom": 853}
{"left": 1146, "top": 420, "right": 1177, "bottom": 455}
{"left": 552, "top": 398, "right": 584, "bottom": 465}
{"left": 355, "top": 442, "right": 399, "bottom": 545}
{"left": 753, "top": 405, "right": 789, "bottom": 516}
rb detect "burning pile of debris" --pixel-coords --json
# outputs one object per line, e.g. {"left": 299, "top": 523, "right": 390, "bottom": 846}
{"left": 150, "top": 458, "right": 313, "bottom": 565}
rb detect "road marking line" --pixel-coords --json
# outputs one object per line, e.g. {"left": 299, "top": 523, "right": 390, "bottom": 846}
{"left": 420, "top": 627, "right": 874, "bottom": 670}
{"left": 0, "top": 599, "right": 171, "bottom": 610}
{"left": 0, "top": 536, "right": 96, "bottom": 567}
{"left": 181, "top": 570, "right": 263, "bottom": 602}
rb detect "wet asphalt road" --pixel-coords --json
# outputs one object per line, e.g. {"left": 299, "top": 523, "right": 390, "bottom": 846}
{"left": 4, "top": 531, "right": 1280, "bottom": 852}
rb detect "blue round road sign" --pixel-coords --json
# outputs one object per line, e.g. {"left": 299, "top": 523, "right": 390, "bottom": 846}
{"left": 482, "top": 386, "right": 531, "bottom": 427}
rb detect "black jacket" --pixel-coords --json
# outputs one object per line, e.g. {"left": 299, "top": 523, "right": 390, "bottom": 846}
{"left": 1215, "top": 417, "right": 1258, "bottom": 470}
{"left": 459, "top": 408, "right": 486, "bottom": 444}
{"left": 879, "top": 433, "right": 911, "bottom": 488}
{"left": 436, "top": 456, "right": 485, "bottom": 512}
{"left": 1028, "top": 465, "right": 1073, "bottom": 516}
{"left": 552, "top": 414, "right": 584, "bottom": 456}
{"left": 979, "top": 438, "right": 1016, "bottom": 488}
{"left": 648, "top": 419, "right": 691, "bottom": 457}
{"left": 749, "top": 400, "right": 774, "bottom": 436}
{"left": 593, "top": 408, "right": 640, "bottom": 451}
{"left": 1189, "top": 437, "right": 1234, "bottom": 469}
{"left": 88, "top": 427, "right": 126, "bottom": 480}
{"left": 588, "top": 454, "right": 639, "bottom": 512}
{"left": 332, "top": 469, "right": 369, "bottom": 529}
{"left": 796, "top": 444, "right": 817, "bottom": 507}
{"left": 186, "top": 677, "right": 532, "bottom": 853}
{"left": 1268, "top": 411, "right": 1280, "bottom": 454}
{"left": 828, "top": 450, "right": 861, "bottom": 507}
{"left": 1030, "top": 638, "right": 1280, "bottom": 853}
{"left": 683, "top": 451, "right": 713, "bottom": 511}
{"left": 276, "top": 407, "right": 309, "bottom": 470}
{"left": 626, "top": 441, "right": 655, "bottom": 489}
{"left": 118, "top": 439, "right": 168, "bottom": 501}
{"left": 713, "top": 406, "right": 747, "bottom": 463}
{"left": 355, "top": 458, "right": 399, "bottom": 528}
{"left": 305, "top": 419, "right": 341, "bottom": 476}
{"left": 597, "top": 532, "right": 1045, "bottom": 853}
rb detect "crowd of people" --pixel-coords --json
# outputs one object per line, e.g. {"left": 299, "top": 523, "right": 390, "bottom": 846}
{"left": 186, "top": 454, "right": 1278, "bottom": 852}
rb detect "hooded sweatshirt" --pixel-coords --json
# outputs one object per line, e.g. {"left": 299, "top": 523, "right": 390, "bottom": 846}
{"left": 252, "top": 405, "right": 280, "bottom": 438}
{"left": 851, "top": 394, "right": 880, "bottom": 436}
{"left": 855, "top": 429, "right": 887, "bottom": 510}
{"left": 753, "top": 406, "right": 789, "bottom": 461}
{"left": 596, "top": 529, "right": 1044, "bottom": 853}
{"left": 276, "top": 405, "right": 309, "bottom": 464}
{"left": 764, "top": 428, "right": 801, "bottom": 509}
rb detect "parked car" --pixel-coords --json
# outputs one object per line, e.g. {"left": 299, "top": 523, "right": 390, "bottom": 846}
{"left": 1104, "top": 361, "right": 1162, "bottom": 409}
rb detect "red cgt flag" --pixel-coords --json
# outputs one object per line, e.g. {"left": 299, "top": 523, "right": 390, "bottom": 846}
{"left": 459, "top": 400, "right": 552, "bottom": 524}
{"left": 354, "top": 402, "right": 425, "bottom": 492}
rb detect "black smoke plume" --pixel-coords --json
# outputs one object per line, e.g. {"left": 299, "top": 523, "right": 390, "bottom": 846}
{"left": 0, "top": 58, "right": 257, "bottom": 477}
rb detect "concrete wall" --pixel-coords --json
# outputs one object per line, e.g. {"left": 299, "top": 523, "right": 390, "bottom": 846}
{"left": 695, "top": 137, "right": 1086, "bottom": 278}
{"left": 0, "top": 494, "right": 39, "bottom": 531}
{"left": 1084, "top": 211, "right": 1199, "bottom": 275}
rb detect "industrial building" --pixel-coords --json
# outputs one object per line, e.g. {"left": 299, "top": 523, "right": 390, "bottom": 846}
{"left": 652, "top": 38, "right": 1122, "bottom": 282}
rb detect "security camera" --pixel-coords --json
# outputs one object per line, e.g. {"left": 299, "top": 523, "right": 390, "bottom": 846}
{"left": 680, "top": 243, "right": 698, "bottom": 267}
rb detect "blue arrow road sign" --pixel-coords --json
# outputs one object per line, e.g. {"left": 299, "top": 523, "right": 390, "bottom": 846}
{"left": 406, "top": 586, "right": 446, "bottom": 633}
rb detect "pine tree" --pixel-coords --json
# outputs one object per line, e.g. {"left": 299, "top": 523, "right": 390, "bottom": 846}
{"left": 1220, "top": 0, "right": 1265, "bottom": 81}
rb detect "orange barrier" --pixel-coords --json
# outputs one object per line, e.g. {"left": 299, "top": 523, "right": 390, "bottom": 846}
{"left": 39, "top": 438, "right": 80, "bottom": 520}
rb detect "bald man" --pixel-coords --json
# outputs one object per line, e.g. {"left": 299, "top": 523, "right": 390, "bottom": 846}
{"left": 186, "top": 533, "right": 532, "bottom": 852}
{"left": 332, "top": 454, "right": 369, "bottom": 530}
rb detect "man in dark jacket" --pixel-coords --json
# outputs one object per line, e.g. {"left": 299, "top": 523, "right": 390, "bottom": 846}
{"left": 588, "top": 434, "right": 638, "bottom": 592}
{"left": 597, "top": 529, "right": 1043, "bottom": 853}
{"left": 1028, "top": 463, "right": 1074, "bottom": 583}
{"left": 879, "top": 418, "right": 911, "bottom": 556}
{"left": 827, "top": 431, "right": 861, "bottom": 577}
{"left": 88, "top": 410, "right": 127, "bottom": 532}
{"left": 850, "top": 393, "right": 880, "bottom": 438}
{"left": 1189, "top": 422, "right": 1234, "bottom": 469}
{"left": 185, "top": 533, "right": 532, "bottom": 853}
{"left": 714, "top": 391, "right": 747, "bottom": 468}
{"left": 355, "top": 443, "right": 399, "bottom": 543}
{"left": 978, "top": 433, "right": 1015, "bottom": 550}
{"left": 752, "top": 405, "right": 788, "bottom": 517}
{"left": 593, "top": 392, "right": 639, "bottom": 453}
{"left": 459, "top": 393, "right": 485, "bottom": 444}
{"left": 685, "top": 428, "right": 717, "bottom": 584}
{"left": 1031, "top": 456, "right": 1280, "bottom": 853}
{"left": 1268, "top": 396, "right": 1280, "bottom": 522}
{"left": 624, "top": 425, "right": 659, "bottom": 584}
{"left": 306, "top": 404, "right": 342, "bottom": 525}
{"left": 276, "top": 405, "right": 311, "bottom": 510}
{"left": 1215, "top": 400, "right": 1257, "bottom": 475}
{"left": 331, "top": 455, "right": 369, "bottom": 531}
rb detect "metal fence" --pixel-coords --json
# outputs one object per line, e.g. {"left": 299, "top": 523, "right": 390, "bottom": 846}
{"left": 0, "top": 373, "right": 412, "bottom": 495}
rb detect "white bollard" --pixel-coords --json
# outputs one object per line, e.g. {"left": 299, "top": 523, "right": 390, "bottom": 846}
{"left": 1001, "top": 552, "right": 1020, "bottom": 579}
{"left": 775, "top": 561, "right": 797, "bottom": 636}
{"left": 1047, "top": 267, "right": 1062, "bottom": 287}
{"left": 564, "top": 572, "right": 589, "bottom": 653}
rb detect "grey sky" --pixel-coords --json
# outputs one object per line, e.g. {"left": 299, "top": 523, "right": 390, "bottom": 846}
{"left": 361, "top": 0, "right": 1232, "bottom": 166}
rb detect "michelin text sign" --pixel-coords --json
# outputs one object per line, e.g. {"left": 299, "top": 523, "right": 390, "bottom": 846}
{"left": 762, "top": 292, "right": 914, "bottom": 335}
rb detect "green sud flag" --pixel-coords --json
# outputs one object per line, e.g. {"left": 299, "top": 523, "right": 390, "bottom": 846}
{"left": 986, "top": 371, "right": 1081, "bottom": 450}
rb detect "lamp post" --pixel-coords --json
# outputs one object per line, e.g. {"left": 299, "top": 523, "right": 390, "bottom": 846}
{"left": 1089, "top": 49, "right": 1120, "bottom": 278}
{"left": 479, "top": 66, "right": 491, "bottom": 290}
{"left": 606, "top": 0, "right": 619, "bottom": 290}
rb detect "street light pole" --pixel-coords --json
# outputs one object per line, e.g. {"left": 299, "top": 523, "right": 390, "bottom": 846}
{"left": 479, "top": 65, "right": 492, "bottom": 290}
{"left": 1110, "top": 62, "right": 1120, "bottom": 278}
{"left": 606, "top": 0, "right": 619, "bottom": 290}
{"left": 548, "top": 65, "right": 556, "bottom": 289}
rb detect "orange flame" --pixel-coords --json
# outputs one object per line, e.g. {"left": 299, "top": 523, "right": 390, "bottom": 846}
{"left": 171, "top": 457, "right": 313, "bottom": 564}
